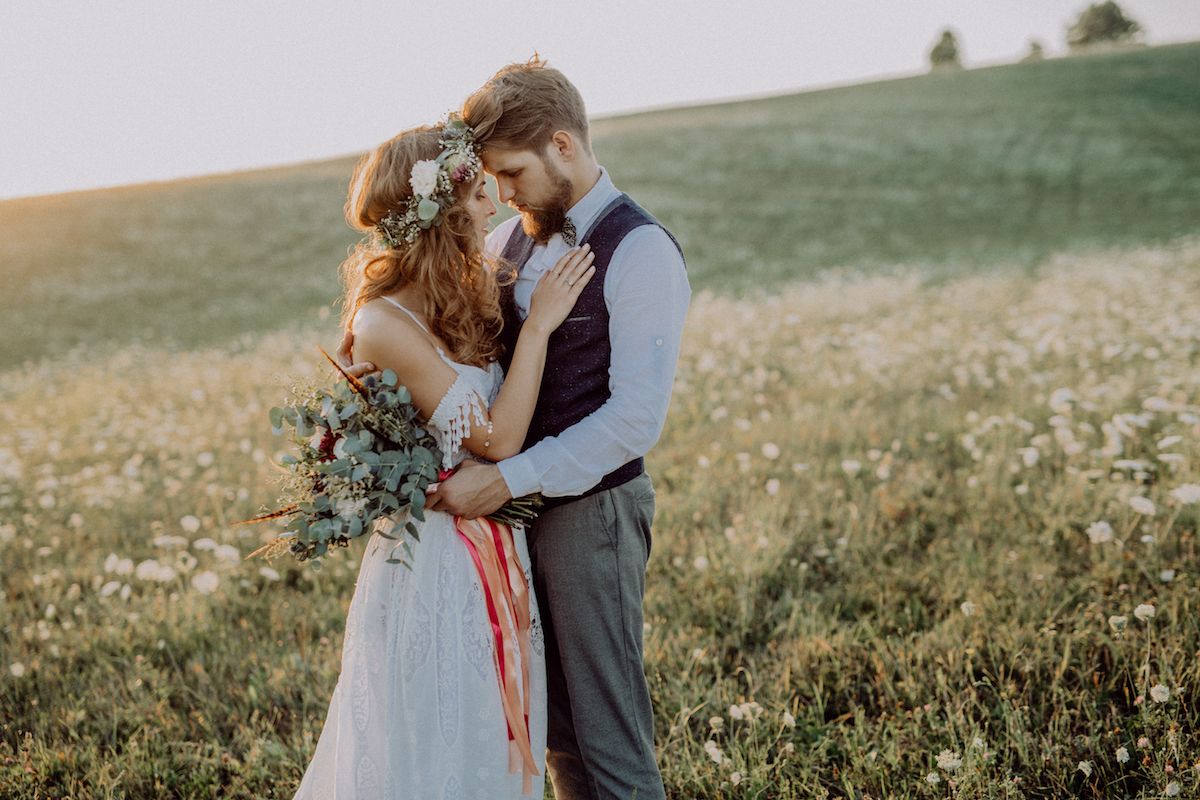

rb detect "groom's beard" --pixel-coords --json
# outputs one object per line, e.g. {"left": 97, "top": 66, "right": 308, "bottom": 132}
{"left": 520, "top": 167, "right": 574, "bottom": 245}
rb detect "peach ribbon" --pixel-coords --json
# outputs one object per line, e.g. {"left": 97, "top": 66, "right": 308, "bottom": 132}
{"left": 455, "top": 515, "right": 539, "bottom": 795}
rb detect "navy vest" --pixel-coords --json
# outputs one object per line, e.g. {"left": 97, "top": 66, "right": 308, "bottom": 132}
{"left": 499, "top": 194, "right": 684, "bottom": 504}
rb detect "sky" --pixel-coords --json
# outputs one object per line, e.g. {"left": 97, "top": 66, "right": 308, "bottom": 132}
{"left": 2, "top": 0, "right": 1198, "bottom": 200}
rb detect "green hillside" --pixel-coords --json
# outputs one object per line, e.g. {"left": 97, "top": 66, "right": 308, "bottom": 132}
{"left": 2, "top": 42, "right": 1197, "bottom": 368}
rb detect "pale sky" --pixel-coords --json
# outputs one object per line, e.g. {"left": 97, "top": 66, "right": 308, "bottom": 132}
{"left": 2, "top": 0, "right": 1197, "bottom": 199}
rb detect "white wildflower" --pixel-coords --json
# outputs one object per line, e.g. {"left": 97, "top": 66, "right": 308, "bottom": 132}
{"left": 708, "top": 716, "right": 724, "bottom": 732}
{"left": 135, "top": 559, "right": 163, "bottom": 581}
{"left": 841, "top": 459, "right": 862, "bottom": 477}
{"left": 1156, "top": 435, "right": 1182, "bottom": 449}
{"left": 259, "top": 566, "right": 281, "bottom": 582}
{"left": 730, "top": 772, "right": 743, "bottom": 786}
{"left": 1049, "top": 388, "right": 1075, "bottom": 413}
{"left": 925, "top": 772, "right": 940, "bottom": 785}
{"left": 937, "top": 750, "right": 962, "bottom": 771}
{"left": 765, "top": 478, "right": 781, "bottom": 496}
{"left": 196, "top": 452, "right": 215, "bottom": 468}
{"left": 180, "top": 515, "right": 202, "bottom": 533}
{"left": 1116, "top": 746, "right": 1129, "bottom": 764}
{"left": 1134, "top": 604, "right": 1156, "bottom": 622}
{"left": 729, "top": 704, "right": 744, "bottom": 720}
{"left": 153, "top": 535, "right": 189, "bottom": 549}
{"left": 704, "top": 739, "right": 724, "bottom": 765}
{"left": 1078, "top": 760, "right": 1092, "bottom": 778}
{"left": 1150, "top": 684, "right": 1170, "bottom": 703}
{"left": 191, "top": 571, "right": 220, "bottom": 595}
{"left": 762, "top": 442, "right": 781, "bottom": 460}
{"left": 1169, "top": 484, "right": 1200, "bottom": 505}
{"left": 782, "top": 711, "right": 796, "bottom": 728}
{"left": 1108, "top": 615, "right": 1128, "bottom": 633}
{"left": 1128, "top": 496, "right": 1156, "bottom": 516}
{"left": 213, "top": 544, "right": 240, "bottom": 562}
{"left": 9, "top": 663, "right": 25, "bottom": 678}
{"left": 1160, "top": 569, "right": 1175, "bottom": 583}
{"left": 1086, "top": 521, "right": 1114, "bottom": 544}
{"left": 193, "top": 537, "right": 217, "bottom": 551}
{"left": 1165, "top": 781, "right": 1180, "bottom": 796}
{"left": 960, "top": 601, "right": 977, "bottom": 617}
{"left": 693, "top": 556, "right": 709, "bottom": 572}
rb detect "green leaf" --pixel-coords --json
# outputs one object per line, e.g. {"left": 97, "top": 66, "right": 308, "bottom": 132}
{"left": 417, "top": 198, "right": 439, "bottom": 222}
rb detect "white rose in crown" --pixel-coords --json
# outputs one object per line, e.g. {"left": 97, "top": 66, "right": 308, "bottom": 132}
{"left": 409, "top": 160, "right": 440, "bottom": 198}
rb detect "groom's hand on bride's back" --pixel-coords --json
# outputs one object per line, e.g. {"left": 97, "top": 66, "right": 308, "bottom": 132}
{"left": 426, "top": 461, "right": 512, "bottom": 519}
{"left": 336, "top": 328, "right": 377, "bottom": 379}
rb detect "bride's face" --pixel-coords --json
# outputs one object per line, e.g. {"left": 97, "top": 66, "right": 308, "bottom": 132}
{"left": 464, "top": 173, "right": 496, "bottom": 249}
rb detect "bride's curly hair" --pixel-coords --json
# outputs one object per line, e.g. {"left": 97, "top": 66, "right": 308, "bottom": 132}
{"left": 339, "top": 125, "right": 507, "bottom": 368}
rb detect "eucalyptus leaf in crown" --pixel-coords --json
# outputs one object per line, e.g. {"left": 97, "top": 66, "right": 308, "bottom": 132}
{"left": 375, "top": 116, "right": 482, "bottom": 249}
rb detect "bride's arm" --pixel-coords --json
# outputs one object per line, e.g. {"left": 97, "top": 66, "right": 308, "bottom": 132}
{"left": 459, "top": 244, "right": 595, "bottom": 460}
{"left": 351, "top": 245, "right": 594, "bottom": 461}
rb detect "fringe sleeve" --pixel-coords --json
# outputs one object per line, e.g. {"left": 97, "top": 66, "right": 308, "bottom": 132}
{"left": 428, "top": 375, "right": 490, "bottom": 469}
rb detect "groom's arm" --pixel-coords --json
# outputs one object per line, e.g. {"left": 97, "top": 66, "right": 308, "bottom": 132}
{"left": 498, "top": 225, "right": 690, "bottom": 498}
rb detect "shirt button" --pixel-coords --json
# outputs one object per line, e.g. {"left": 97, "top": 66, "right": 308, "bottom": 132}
{"left": 655, "top": 337, "right": 664, "bottom": 347}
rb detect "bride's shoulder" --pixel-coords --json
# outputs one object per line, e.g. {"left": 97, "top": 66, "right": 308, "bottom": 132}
{"left": 352, "top": 300, "right": 426, "bottom": 350}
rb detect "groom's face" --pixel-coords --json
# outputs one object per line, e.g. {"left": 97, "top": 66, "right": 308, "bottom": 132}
{"left": 482, "top": 144, "right": 573, "bottom": 243}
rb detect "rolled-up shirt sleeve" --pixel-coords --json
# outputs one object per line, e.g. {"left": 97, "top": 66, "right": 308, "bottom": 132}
{"left": 496, "top": 225, "right": 690, "bottom": 497}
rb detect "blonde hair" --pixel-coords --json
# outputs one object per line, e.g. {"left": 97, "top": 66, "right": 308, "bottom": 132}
{"left": 339, "top": 125, "right": 505, "bottom": 367}
{"left": 462, "top": 55, "right": 590, "bottom": 153}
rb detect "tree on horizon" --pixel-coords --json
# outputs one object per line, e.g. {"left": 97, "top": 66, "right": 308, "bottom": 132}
{"left": 1067, "top": 1, "right": 1143, "bottom": 50}
{"left": 929, "top": 29, "right": 962, "bottom": 71}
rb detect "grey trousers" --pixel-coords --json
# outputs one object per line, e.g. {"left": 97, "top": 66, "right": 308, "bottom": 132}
{"left": 525, "top": 472, "right": 666, "bottom": 800}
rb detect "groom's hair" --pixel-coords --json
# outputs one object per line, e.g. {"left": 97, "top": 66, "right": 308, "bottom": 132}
{"left": 462, "top": 56, "right": 591, "bottom": 153}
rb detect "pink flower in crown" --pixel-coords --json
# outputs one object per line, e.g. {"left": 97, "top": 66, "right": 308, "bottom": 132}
{"left": 451, "top": 162, "right": 472, "bottom": 183}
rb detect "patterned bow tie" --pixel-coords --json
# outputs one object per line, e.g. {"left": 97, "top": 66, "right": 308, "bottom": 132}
{"left": 560, "top": 218, "right": 577, "bottom": 247}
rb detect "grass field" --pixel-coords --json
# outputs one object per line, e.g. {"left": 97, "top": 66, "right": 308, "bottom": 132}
{"left": 2, "top": 43, "right": 1200, "bottom": 799}
{"left": 1, "top": 43, "right": 1198, "bottom": 369}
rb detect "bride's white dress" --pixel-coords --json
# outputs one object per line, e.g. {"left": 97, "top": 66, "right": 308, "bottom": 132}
{"left": 294, "top": 302, "right": 547, "bottom": 799}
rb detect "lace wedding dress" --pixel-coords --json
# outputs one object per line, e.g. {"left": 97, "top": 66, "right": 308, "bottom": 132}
{"left": 294, "top": 299, "right": 547, "bottom": 799}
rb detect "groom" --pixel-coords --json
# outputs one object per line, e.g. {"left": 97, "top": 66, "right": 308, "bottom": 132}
{"left": 429, "top": 59, "right": 690, "bottom": 799}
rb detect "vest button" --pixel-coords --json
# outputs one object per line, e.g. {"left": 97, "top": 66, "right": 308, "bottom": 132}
{"left": 655, "top": 338, "right": 664, "bottom": 347}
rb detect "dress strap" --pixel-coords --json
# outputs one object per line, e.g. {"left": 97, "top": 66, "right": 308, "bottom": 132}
{"left": 379, "top": 296, "right": 431, "bottom": 334}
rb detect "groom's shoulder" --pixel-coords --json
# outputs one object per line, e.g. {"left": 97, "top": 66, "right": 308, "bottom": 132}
{"left": 608, "top": 198, "right": 684, "bottom": 264}
{"left": 484, "top": 216, "right": 522, "bottom": 258}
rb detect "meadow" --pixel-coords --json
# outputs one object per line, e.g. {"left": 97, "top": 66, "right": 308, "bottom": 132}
{"left": 2, "top": 43, "right": 1200, "bottom": 799}
{"left": 1, "top": 43, "right": 1198, "bottom": 368}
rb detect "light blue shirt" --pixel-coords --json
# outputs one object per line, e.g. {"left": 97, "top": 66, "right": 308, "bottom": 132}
{"left": 485, "top": 167, "right": 691, "bottom": 498}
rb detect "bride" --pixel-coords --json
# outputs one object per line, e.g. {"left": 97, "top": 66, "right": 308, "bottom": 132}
{"left": 293, "top": 118, "right": 595, "bottom": 798}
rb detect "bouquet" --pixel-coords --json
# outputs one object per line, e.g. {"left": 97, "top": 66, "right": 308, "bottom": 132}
{"left": 244, "top": 350, "right": 541, "bottom": 566}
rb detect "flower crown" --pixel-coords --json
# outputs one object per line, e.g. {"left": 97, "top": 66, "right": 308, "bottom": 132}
{"left": 375, "top": 116, "right": 482, "bottom": 249}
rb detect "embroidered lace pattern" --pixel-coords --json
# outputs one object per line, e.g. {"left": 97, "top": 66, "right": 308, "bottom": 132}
{"left": 428, "top": 375, "right": 489, "bottom": 469}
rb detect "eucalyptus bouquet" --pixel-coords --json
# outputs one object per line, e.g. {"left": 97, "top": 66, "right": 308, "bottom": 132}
{"left": 244, "top": 351, "right": 541, "bottom": 566}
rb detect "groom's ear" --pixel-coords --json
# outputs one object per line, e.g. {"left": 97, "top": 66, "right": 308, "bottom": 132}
{"left": 550, "top": 130, "right": 579, "bottom": 161}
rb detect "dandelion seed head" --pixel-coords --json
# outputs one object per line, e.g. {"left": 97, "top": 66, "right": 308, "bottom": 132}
{"left": 1128, "top": 496, "right": 1156, "bottom": 516}
{"left": 937, "top": 750, "right": 962, "bottom": 771}
{"left": 1086, "top": 521, "right": 1114, "bottom": 544}
{"left": 191, "top": 570, "right": 219, "bottom": 595}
